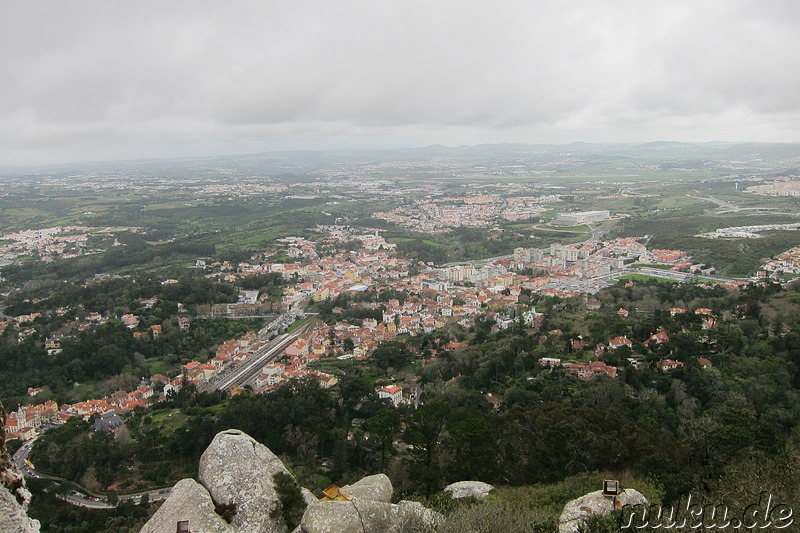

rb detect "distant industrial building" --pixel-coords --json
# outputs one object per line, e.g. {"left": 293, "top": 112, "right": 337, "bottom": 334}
{"left": 552, "top": 210, "right": 611, "bottom": 226}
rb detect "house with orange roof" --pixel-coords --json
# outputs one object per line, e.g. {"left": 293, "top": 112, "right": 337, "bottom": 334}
{"left": 608, "top": 336, "right": 633, "bottom": 350}
{"left": 565, "top": 361, "right": 617, "bottom": 379}
{"left": 647, "top": 331, "right": 670, "bottom": 345}
{"left": 121, "top": 314, "right": 139, "bottom": 328}
{"left": 198, "top": 364, "right": 217, "bottom": 381}
{"left": 377, "top": 385, "right": 403, "bottom": 406}
{"left": 698, "top": 357, "right": 713, "bottom": 369}
{"left": 312, "top": 371, "right": 338, "bottom": 389}
{"left": 657, "top": 359, "right": 684, "bottom": 372}
{"left": 4, "top": 413, "right": 19, "bottom": 439}
{"left": 130, "top": 386, "right": 154, "bottom": 400}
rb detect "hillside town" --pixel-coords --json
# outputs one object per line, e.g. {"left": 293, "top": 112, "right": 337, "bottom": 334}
{"left": 373, "top": 194, "right": 563, "bottom": 232}
{"left": 4, "top": 222, "right": 735, "bottom": 441}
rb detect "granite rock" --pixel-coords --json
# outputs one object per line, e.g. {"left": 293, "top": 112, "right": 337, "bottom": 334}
{"left": 559, "top": 488, "right": 648, "bottom": 533}
{"left": 198, "top": 429, "right": 292, "bottom": 533}
{"left": 340, "top": 473, "right": 393, "bottom": 503}
{"left": 443, "top": 481, "right": 494, "bottom": 500}
{"left": 139, "top": 479, "right": 233, "bottom": 533}
{"left": 0, "top": 403, "right": 40, "bottom": 533}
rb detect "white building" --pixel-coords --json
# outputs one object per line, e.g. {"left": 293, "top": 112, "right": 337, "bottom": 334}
{"left": 552, "top": 210, "right": 611, "bottom": 226}
{"left": 377, "top": 385, "right": 403, "bottom": 406}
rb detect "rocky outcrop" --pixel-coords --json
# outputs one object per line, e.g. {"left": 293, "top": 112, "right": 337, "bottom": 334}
{"left": 396, "top": 500, "right": 444, "bottom": 531}
{"left": 340, "top": 473, "right": 393, "bottom": 502}
{"left": 139, "top": 479, "right": 233, "bottom": 533}
{"left": 141, "top": 429, "right": 442, "bottom": 533}
{"left": 300, "top": 475, "right": 443, "bottom": 533}
{"left": 558, "top": 488, "right": 647, "bottom": 533}
{"left": 199, "top": 429, "right": 292, "bottom": 533}
{"left": 141, "top": 430, "right": 295, "bottom": 533}
{"left": 300, "top": 500, "right": 396, "bottom": 533}
{"left": 300, "top": 487, "right": 317, "bottom": 508}
{"left": 299, "top": 499, "right": 442, "bottom": 533}
{"left": 0, "top": 484, "right": 40, "bottom": 533}
{"left": 0, "top": 403, "right": 40, "bottom": 533}
{"left": 443, "top": 481, "right": 494, "bottom": 500}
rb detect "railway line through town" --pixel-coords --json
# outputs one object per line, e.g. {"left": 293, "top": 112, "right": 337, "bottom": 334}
{"left": 199, "top": 318, "right": 321, "bottom": 392}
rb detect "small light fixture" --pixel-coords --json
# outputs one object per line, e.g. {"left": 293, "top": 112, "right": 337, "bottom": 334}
{"left": 602, "top": 479, "right": 620, "bottom": 497}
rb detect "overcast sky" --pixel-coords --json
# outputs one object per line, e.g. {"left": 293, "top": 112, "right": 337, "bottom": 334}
{"left": 2, "top": 0, "right": 799, "bottom": 166}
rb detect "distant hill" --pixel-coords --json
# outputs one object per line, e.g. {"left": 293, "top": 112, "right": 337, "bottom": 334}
{"left": 3, "top": 141, "right": 800, "bottom": 179}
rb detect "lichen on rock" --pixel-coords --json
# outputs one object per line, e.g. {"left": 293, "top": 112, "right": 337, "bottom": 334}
{"left": 340, "top": 473, "right": 393, "bottom": 503}
{"left": 443, "top": 481, "right": 494, "bottom": 500}
{"left": 558, "top": 488, "right": 648, "bottom": 533}
{"left": 0, "top": 402, "right": 41, "bottom": 533}
{"left": 139, "top": 479, "right": 233, "bottom": 533}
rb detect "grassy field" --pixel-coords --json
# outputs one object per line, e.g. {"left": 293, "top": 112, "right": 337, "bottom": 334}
{"left": 287, "top": 316, "right": 311, "bottom": 333}
{"left": 388, "top": 237, "right": 443, "bottom": 247}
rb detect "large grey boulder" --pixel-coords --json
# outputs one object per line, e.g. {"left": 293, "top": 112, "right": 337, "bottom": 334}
{"left": 199, "top": 429, "right": 292, "bottom": 533}
{"left": 340, "top": 473, "right": 393, "bottom": 502}
{"left": 0, "top": 482, "right": 40, "bottom": 533}
{"left": 443, "top": 481, "right": 494, "bottom": 500}
{"left": 140, "top": 479, "right": 233, "bottom": 533}
{"left": 137, "top": 429, "right": 441, "bottom": 533}
{"left": 300, "top": 500, "right": 395, "bottom": 533}
{"left": 299, "top": 499, "right": 443, "bottom": 533}
{"left": 301, "top": 487, "right": 318, "bottom": 507}
{"left": 396, "top": 500, "right": 445, "bottom": 530}
{"left": 559, "top": 488, "right": 647, "bottom": 533}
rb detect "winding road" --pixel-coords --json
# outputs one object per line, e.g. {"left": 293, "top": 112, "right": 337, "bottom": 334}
{"left": 13, "top": 440, "right": 171, "bottom": 508}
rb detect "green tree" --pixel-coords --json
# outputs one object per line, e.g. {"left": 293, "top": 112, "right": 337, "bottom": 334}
{"left": 270, "top": 472, "right": 307, "bottom": 531}
{"left": 367, "top": 408, "right": 402, "bottom": 472}
{"left": 404, "top": 402, "right": 449, "bottom": 494}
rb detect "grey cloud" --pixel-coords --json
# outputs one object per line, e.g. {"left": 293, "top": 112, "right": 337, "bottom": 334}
{"left": 1, "top": 0, "right": 798, "bottom": 166}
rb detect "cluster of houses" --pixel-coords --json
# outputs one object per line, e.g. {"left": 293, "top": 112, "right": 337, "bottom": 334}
{"left": 761, "top": 245, "right": 800, "bottom": 276}
{"left": 191, "top": 234, "right": 706, "bottom": 396}
{"left": 199, "top": 233, "right": 696, "bottom": 350}
{"left": 535, "top": 305, "right": 720, "bottom": 380}
{"left": 249, "top": 330, "right": 339, "bottom": 393}
{"left": 173, "top": 327, "right": 342, "bottom": 394}
{"left": 0, "top": 227, "right": 714, "bottom": 444}
{"left": 538, "top": 355, "right": 713, "bottom": 380}
{"left": 3, "top": 378, "right": 165, "bottom": 441}
{"left": 3, "top": 399, "right": 59, "bottom": 441}
{"left": 0, "top": 309, "right": 107, "bottom": 349}
{"left": 373, "top": 194, "right": 562, "bottom": 232}
{"left": 0, "top": 225, "right": 94, "bottom": 262}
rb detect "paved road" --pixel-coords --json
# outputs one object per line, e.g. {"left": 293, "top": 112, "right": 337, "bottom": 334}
{"left": 687, "top": 194, "right": 781, "bottom": 214}
{"left": 687, "top": 194, "right": 736, "bottom": 209}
